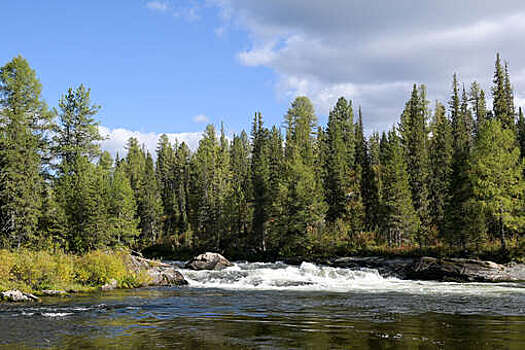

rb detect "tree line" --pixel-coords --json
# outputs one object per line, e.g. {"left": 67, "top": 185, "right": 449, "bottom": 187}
{"left": 0, "top": 54, "right": 524, "bottom": 258}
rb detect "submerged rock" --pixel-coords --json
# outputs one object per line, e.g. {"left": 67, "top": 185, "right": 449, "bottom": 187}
{"left": 185, "top": 252, "right": 233, "bottom": 271}
{"left": 331, "top": 256, "right": 524, "bottom": 282}
{"left": 1, "top": 290, "right": 40, "bottom": 302}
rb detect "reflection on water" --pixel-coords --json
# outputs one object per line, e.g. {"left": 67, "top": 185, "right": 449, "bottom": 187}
{"left": 1, "top": 262, "right": 525, "bottom": 349}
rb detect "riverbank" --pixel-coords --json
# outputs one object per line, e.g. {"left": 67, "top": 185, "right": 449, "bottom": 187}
{"left": 0, "top": 249, "right": 187, "bottom": 302}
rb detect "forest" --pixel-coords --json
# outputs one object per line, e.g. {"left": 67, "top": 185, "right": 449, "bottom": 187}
{"left": 1, "top": 54, "right": 524, "bottom": 261}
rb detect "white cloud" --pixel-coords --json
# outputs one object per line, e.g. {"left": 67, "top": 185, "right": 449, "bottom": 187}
{"left": 205, "top": 0, "right": 525, "bottom": 129}
{"left": 99, "top": 126, "right": 202, "bottom": 158}
{"left": 146, "top": 1, "right": 169, "bottom": 12}
{"left": 192, "top": 114, "right": 210, "bottom": 123}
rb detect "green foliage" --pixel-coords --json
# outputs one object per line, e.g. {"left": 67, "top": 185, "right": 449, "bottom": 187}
{"left": 0, "top": 53, "right": 525, "bottom": 262}
{"left": 469, "top": 119, "right": 525, "bottom": 249}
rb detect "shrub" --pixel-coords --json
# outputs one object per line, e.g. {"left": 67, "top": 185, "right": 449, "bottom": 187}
{"left": 75, "top": 250, "right": 129, "bottom": 286}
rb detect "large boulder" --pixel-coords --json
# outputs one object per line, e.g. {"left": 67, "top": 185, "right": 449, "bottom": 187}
{"left": 185, "top": 252, "right": 233, "bottom": 271}
{"left": 1, "top": 290, "right": 40, "bottom": 302}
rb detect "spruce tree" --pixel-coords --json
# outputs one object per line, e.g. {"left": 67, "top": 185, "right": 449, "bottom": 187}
{"left": 283, "top": 97, "right": 327, "bottom": 253}
{"left": 323, "top": 97, "right": 362, "bottom": 227}
{"left": 429, "top": 102, "right": 453, "bottom": 233}
{"left": 445, "top": 75, "right": 474, "bottom": 249}
{"left": 399, "top": 85, "right": 431, "bottom": 246}
{"left": 381, "top": 128, "right": 419, "bottom": 246}
{"left": 156, "top": 134, "right": 176, "bottom": 238}
{"left": 492, "top": 54, "right": 515, "bottom": 130}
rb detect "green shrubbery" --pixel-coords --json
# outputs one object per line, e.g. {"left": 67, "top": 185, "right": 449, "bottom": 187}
{"left": 0, "top": 249, "right": 151, "bottom": 294}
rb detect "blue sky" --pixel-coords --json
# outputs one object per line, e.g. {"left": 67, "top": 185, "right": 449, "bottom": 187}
{"left": 3, "top": 1, "right": 525, "bottom": 154}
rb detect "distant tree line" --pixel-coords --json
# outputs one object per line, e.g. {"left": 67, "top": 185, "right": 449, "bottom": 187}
{"left": 0, "top": 54, "right": 524, "bottom": 257}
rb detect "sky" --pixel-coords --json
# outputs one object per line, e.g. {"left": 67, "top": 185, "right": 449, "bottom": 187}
{"left": 2, "top": 1, "right": 525, "bottom": 155}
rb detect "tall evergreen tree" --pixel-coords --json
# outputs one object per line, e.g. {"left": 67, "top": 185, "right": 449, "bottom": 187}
{"left": 156, "top": 134, "right": 176, "bottom": 238}
{"left": 53, "top": 84, "right": 103, "bottom": 170}
{"left": 445, "top": 75, "right": 474, "bottom": 248}
{"left": 323, "top": 97, "right": 362, "bottom": 227}
{"left": 0, "top": 56, "right": 52, "bottom": 248}
{"left": 492, "top": 54, "right": 515, "bottom": 130}
{"left": 381, "top": 128, "right": 419, "bottom": 246}
{"left": 399, "top": 85, "right": 431, "bottom": 246}
{"left": 283, "top": 97, "right": 327, "bottom": 253}
{"left": 429, "top": 102, "right": 453, "bottom": 233}
{"left": 469, "top": 119, "right": 525, "bottom": 250}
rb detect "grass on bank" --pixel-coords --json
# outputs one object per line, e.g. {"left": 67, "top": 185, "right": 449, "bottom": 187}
{"left": 0, "top": 249, "right": 152, "bottom": 295}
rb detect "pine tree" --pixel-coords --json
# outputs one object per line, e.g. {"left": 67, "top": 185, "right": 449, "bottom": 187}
{"left": 445, "top": 74, "right": 474, "bottom": 248}
{"left": 139, "top": 152, "right": 162, "bottom": 245}
{"left": 429, "top": 102, "right": 453, "bottom": 233}
{"left": 110, "top": 161, "right": 139, "bottom": 246}
{"left": 470, "top": 81, "right": 488, "bottom": 136}
{"left": 323, "top": 97, "right": 362, "bottom": 227}
{"left": 283, "top": 97, "right": 327, "bottom": 253}
{"left": 469, "top": 119, "right": 525, "bottom": 250}
{"left": 381, "top": 128, "right": 419, "bottom": 246}
{"left": 174, "top": 142, "right": 191, "bottom": 245}
{"left": 189, "top": 124, "right": 221, "bottom": 249}
{"left": 0, "top": 56, "right": 53, "bottom": 248}
{"left": 53, "top": 84, "right": 103, "bottom": 170}
{"left": 251, "top": 112, "right": 271, "bottom": 251}
{"left": 156, "top": 134, "right": 176, "bottom": 239}
{"left": 492, "top": 54, "right": 515, "bottom": 130}
{"left": 399, "top": 85, "right": 431, "bottom": 246}
{"left": 228, "top": 130, "right": 252, "bottom": 252}
{"left": 517, "top": 107, "right": 525, "bottom": 160}
{"left": 364, "top": 132, "right": 383, "bottom": 233}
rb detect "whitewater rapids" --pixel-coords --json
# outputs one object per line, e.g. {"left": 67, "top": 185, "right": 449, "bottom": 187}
{"left": 176, "top": 261, "right": 525, "bottom": 296}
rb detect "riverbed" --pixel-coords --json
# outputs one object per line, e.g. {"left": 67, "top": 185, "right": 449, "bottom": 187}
{"left": 1, "top": 261, "right": 524, "bottom": 349}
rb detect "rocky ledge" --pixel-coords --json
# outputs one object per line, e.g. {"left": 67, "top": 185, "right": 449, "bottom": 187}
{"left": 331, "top": 256, "right": 525, "bottom": 282}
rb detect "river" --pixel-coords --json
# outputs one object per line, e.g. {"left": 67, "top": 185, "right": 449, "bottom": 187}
{"left": 1, "top": 261, "right": 524, "bottom": 349}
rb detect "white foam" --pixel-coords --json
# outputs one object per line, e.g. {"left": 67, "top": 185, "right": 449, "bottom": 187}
{"left": 41, "top": 312, "right": 73, "bottom": 317}
{"left": 177, "top": 261, "right": 525, "bottom": 295}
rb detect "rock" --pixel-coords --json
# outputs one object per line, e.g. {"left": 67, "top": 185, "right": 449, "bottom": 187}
{"left": 41, "top": 290, "right": 67, "bottom": 296}
{"left": 185, "top": 252, "right": 233, "bottom": 271}
{"left": 128, "top": 254, "right": 188, "bottom": 286}
{"left": 330, "top": 256, "right": 524, "bottom": 282}
{"left": 406, "top": 257, "right": 517, "bottom": 282}
{"left": 1, "top": 290, "right": 40, "bottom": 302}
{"left": 147, "top": 267, "right": 188, "bottom": 286}
{"left": 100, "top": 279, "right": 118, "bottom": 291}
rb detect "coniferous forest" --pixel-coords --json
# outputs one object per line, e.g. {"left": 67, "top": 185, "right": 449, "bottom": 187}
{"left": 1, "top": 54, "right": 525, "bottom": 261}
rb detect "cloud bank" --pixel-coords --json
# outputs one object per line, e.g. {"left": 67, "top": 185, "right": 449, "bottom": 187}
{"left": 99, "top": 126, "right": 202, "bottom": 157}
{"left": 206, "top": 0, "right": 525, "bottom": 130}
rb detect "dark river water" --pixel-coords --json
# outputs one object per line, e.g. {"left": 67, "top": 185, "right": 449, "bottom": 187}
{"left": 1, "top": 262, "right": 524, "bottom": 349}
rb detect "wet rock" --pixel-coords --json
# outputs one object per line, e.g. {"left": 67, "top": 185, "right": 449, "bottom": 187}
{"left": 406, "top": 257, "right": 517, "bottom": 282}
{"left": 100, "top": 279, "right": 118, "bottom": 291}
{"left": 148, "top": 266, "right": 188, "bottom": 286}
{"left": 128, "top": 254, "right": 188, "bottom": 286}
{"left": 331, "top": 256, "right": 524, "bottom": 282}
{"left": 41, "top": 290, "right": 67, "bottom": 296}
{"left": 185, "top": 252, "right": 233, "bottom": 271}
{"left": 1, "top": 290, "right": 40, "bottom": 302}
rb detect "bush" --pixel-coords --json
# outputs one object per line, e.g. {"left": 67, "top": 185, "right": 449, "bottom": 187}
{"left": 75, "top": 250, "right": 129, "bottom": 286}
